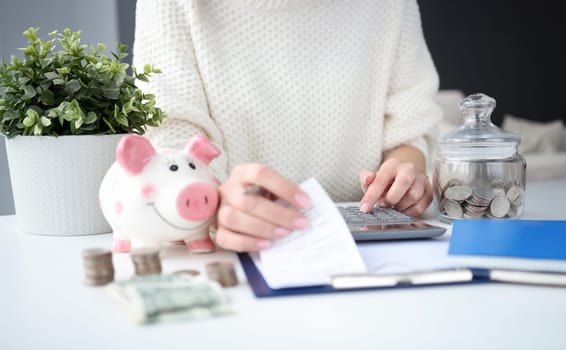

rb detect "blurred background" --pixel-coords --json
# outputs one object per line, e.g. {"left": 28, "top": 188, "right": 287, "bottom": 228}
{"left": 1, "top": 0, "right": 565, "bottom": 215}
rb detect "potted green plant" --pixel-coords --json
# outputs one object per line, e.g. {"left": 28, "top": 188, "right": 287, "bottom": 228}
{"left": 0, "top": 27, "right": 164, "bottom": 236}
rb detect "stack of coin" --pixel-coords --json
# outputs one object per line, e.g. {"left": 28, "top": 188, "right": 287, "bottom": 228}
{"left": 131, "top": 248, "right": 162, "bottom": 276}
{"left": 82, "top": 248, "right": 114, "bottom": 286}
{"left": 462, "top": 187, "right": 493, "bottom": 218}
{"left": 206, "top": 261, "right": 238, "bottom": 287}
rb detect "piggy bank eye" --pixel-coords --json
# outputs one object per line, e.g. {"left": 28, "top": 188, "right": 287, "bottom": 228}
{"left": 188, "top": 162, "right": 196, "bottom": 170}
{"left": 169, "top": 164, "right": 179, "bottom": 171}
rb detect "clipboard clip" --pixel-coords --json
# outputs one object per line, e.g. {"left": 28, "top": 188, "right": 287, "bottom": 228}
{"left": 331, "top": 268, "right": 474, "bottom": 289}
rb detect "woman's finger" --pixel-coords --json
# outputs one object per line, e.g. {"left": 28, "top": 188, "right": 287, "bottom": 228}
{"left": 394, "top": 173, "right": 426, "bottom": 212}
{"left": 359, "top": 159, "right": 399, "bottom": 212}
{"left": 217, "top": 204, "right": 293, "bottom": 240}
{"left": 359, "top": 169, "right": 376, "bottom": 193}
{"left": 232, "top": 163, "right": 310, "bottom": 209}
{"left": 383, "top": 162, "right": 417, "bottom": 206}
{"left": 401, "top": 180, "right": 433, "bottom": 217}
{"left": 215, "top": 226, "right": 272, "bottom": 252}
{"left": 219, "top": 181, "right": 309, "bottom": 232}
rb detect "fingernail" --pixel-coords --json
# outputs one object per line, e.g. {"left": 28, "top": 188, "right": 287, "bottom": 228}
{"left": 273, "top": 227, "right": 291, "bottom": 237}
{"left": 294, "top": 193, "right": 311, "bottom": 208}
{"left": 293, "top": 217, "right": 309, "bottom": 230}
{"left": 360, "top": 202, "right": 370, "bottom": 213}
{"left": 257, "top": 240, "right": 271, "bottom": 250}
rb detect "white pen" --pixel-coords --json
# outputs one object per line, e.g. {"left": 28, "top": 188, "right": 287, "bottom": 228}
{"left": 242, "top": 185, "right": 269, "bottom": 196}
{"left": 242, "top": 185, "right": 279, "bottom": 201}
{"left": 330, "top": 268, "right": 474, "bottom": 289}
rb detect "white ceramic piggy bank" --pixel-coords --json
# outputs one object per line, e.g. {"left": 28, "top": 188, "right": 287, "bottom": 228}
{"left": 99, "top": 134, "right": 220, "bottom": 253}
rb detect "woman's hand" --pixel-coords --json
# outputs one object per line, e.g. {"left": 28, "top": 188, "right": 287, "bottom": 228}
{"left": 215, "top": 163, "right": 311, "bottom": 252}
{"left": 358, "top": 158, "right": 432, "bottom": 217}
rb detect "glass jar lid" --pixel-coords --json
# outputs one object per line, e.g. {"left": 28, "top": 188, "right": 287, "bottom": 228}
{"left": 437, "top": 93, "right": 521, "bottom": 160}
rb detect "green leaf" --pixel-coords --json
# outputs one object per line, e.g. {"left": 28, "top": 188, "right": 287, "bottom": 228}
{"left": 102, "top": 118, "right": 116, "bottom": 133}
{"left": 84, "top": 111, "right": 97, "bottom": 124}
{"left": 43, "top": 71, "right": 59, "bottom": 80}
{"left": 85, "top": 54, "right": 98, "bottom": 64}
{"left": 22, "top": 85, "right": 37, "bottom": 100}
{"left": 136, "top": 74, "right": 149, "bottom": 82}
{"left": 66, "top": 79, "right": 81, "bottom": 93}
{"left": 22, "top": 117, "right": 35, "bottom": 127}
{"left": 33, "top": 123, "right": 42, "bottom": 135}
{"left": 40, "top": 116, "right": 51, "bottom": 126}
{"left": 115, "top": 114, "right": 129, "bottom": 127}
{"left": 23, "top": 109, "right": 39, "bottom": 126}
{"left": 117, "top": 42, "right": 128, "bottom": 52}
{"left": 39, "top": 90, "right": 55, "bottom": 105}
{"left": 56, "top": 67, "right": 70, "bottom": 75}
{"left": 102, "top": 87, "right": 120, "bottom": 99}
{"left": 18, "top": 77, "right": 31, "bottom": 85}
{"left": 2, "top": 111, "right": 17, "bottom": 121}
{"left": 23, "top": 27, "right": 38, "bottom": 42}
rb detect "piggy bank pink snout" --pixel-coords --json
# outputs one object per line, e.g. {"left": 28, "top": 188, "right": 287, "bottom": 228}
{"left": 176, "top": 183, "right": 219, "bottom": 221}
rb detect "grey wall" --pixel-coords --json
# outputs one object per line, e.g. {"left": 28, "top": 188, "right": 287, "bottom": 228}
{"left": 419, "top": 0, "right": 566, "bottom": 126}
{"left": 0, "top": 0, "right": 119, "bottom": 215}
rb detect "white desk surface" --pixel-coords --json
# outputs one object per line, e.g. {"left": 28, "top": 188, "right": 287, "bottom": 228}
{"left": 2, "top": 178, "right": 566, "bottom": 350}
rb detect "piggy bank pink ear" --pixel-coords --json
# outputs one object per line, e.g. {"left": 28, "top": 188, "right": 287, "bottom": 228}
{"left": 185, "top": 134, "right": 220, "bottom": 166}
{"left": 116, "top": 135, "right": 156, "bottom": 176}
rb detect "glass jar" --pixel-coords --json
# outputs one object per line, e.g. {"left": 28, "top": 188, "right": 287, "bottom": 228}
{"left": 432, "top": 93, "right": 526, "bottom": 222}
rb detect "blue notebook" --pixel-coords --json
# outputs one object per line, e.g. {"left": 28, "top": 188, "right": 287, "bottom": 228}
{"left": 448, "top": 220, "right": 566, "bottom": 273}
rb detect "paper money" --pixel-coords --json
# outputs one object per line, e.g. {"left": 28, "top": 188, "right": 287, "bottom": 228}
{"left": 106, "top": 274, "right": 231, "bottom": 324}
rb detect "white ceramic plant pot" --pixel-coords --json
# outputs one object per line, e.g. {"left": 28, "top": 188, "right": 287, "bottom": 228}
{"left": 5, "top": 134, "right": 123, "bottom": 236}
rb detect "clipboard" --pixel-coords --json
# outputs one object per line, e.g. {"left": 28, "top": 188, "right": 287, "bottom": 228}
{"left": 238, "top": 239, "right": 490, "bottom": 298}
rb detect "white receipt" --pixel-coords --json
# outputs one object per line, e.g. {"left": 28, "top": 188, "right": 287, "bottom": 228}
{"left": 252, "top": 178, "right": 367, "bottom": 289}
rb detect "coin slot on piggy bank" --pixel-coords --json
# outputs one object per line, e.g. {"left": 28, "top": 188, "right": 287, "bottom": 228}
{"left": 432, "top": 93, "right": 526, "bottom": 222}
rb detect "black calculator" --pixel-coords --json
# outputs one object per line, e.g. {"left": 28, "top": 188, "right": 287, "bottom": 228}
{"left": 336, "top": 203, "right": 446, "bottom": 241}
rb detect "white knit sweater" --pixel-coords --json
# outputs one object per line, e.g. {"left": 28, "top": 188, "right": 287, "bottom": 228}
{"left": 133, "top": 0, "right": 442, "bottom": 202}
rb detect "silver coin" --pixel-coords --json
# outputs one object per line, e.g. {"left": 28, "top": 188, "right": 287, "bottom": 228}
{"left": 490, "top": 195, "right": 511, "bottom": 218}
{"left": 491, "top": 178, "right": 506, "bottom": 190}
{"left": 506, "top": 186, "right": 524, "bottom": 202}
{"left": 492, "top": 188, "right": 506, "bottom": 196}
{"left": 441, "top": 178, "right": 462, "bottom": 195}
{"left": 444, "top": 199, "right": 463, "bottom": 218}
{"left": 444, "top": 185, "right": 473, "bottom": 201}
{"left": 466, "top": 189, "right": 492, "bottom": 207}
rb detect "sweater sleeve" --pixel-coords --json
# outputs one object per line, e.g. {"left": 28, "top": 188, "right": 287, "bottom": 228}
{"left": 132, "top": 0, "right": 229, "bottom": 180}
{"left": 382, "top": 0, "right": 442, "bottom": 168}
